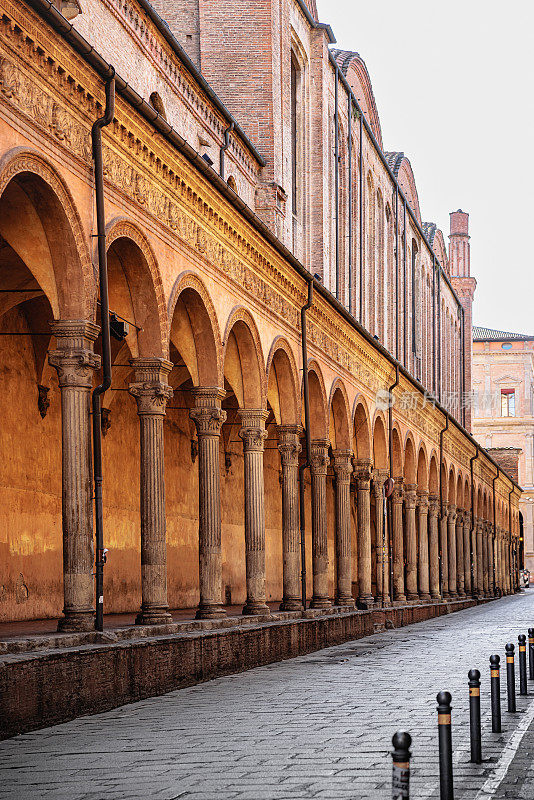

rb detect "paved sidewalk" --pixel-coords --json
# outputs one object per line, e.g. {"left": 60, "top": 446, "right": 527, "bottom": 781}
{"left": 1, "top": 592, "right": 533, "bottom": 799}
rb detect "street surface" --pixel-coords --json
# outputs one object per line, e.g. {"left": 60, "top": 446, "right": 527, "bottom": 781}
{"left": 1, "top": 592, "right": 534, "bottom": 799}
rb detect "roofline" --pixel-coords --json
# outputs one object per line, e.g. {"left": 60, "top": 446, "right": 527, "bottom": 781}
{"left": 295, "top": 0, "right": 336, "bottom": 42}
{"left": 24, "top": 0, "right": 521, "bottom": 496}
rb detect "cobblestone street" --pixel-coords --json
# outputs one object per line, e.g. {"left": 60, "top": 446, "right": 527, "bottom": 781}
{"left": 2, "top": 593, "right": 534, "bottom": 800}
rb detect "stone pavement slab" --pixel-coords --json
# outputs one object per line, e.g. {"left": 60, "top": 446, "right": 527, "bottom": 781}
{"left": 1, "top": 592, "right": 534, "bottom": 799}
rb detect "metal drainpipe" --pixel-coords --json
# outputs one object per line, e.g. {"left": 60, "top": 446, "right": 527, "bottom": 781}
{"left": 347, "top": 94, "right": 352, "bottom": 315}
{"left": 92, "top": 73, "right": 116, "bottom": 633}
{"left": 492, "top": 468, "right": 499, "bottom": 596}
{"left": 470, "top": 446, "right": 479, "bottom": 596}
{"left": 299, "top": 279, "right": 314, "bottom": 610}
{"left": 334, "top": 64, "right": 340, "bottom": 301}
{"left": 437, "top": 270, "right": 441, "bottom": 403}
{"left": 432, "top": 255, "right": 436, "bottom": 396}
{"left": 460, "top": 305, "right": 465, "bottom": 427}
{"left": 388, "top": 365, "right": 400, "bottom": 601}
{"left": 219, "top": 122, "right": 234, "bottom": 180}
{"left": 508, "top": 487, "right": 514, "bottom": 592}
{"left": 394, "top": 185, "right": 399, "bottom": 361}
{"left": 438, "top": 412, "right": 449, "bottom": 595}
{"left": 403, "top": 199, "right": 407, "bottom": 365}
{"left": 359, "top": 111, "right": 364, "bottom": 322}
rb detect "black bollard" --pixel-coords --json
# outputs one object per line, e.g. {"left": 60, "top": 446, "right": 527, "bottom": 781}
{"left": 437, "top": 691, "right": 454, "bottom": 800}
{"left": 529, "top": 628, "right": 534, "bottom": 681}
{"left": 505, "top": 643, "right": 516, "bottom": 712}
{"left": 490, "top": 654, "right": 502, "bottom": 733}
{"left": 468, "top": 669, "right": 482, "bottom": 763}
{"left": 519, "top": 635, "right": 528, "bottom": 695}
{"left": 391, "top": 731, "right": 412, "bottom": 800}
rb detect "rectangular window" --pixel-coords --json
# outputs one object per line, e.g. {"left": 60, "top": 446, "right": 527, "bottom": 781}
{"left": 501, "top": 389, "right": 516, "bottom": 417}
{"left": 291, "top": 56, "right": 298, "bottom": 219}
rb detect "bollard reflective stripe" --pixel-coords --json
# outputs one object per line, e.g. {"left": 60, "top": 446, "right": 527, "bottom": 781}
{"left": 468, "top": 669, "right": 482, "bottom": 764}
{"left": 505, "top": 643, "right": 516, "bottom": 713}
{"left": 391, "top": 731, "right": 412, "bottom": 800}
{"left": 490, "top": 655, "right": 502, "bottom": 733}
{"left": 518, "top": 635, "right": 528, "bottom": 695}
{"left": 436, "top": 691, "right": 454, "bottom": 800}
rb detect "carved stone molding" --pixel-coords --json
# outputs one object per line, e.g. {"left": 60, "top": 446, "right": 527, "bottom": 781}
{"left": 129, "top": 358, "right": 173, "bottom": 415}
{"left": 48, "top": 320, "right": 100, "bottom": 388}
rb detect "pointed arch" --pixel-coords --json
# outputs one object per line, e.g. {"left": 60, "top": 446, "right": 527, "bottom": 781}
{"left": 168, "top": 271, "right": 223, "bottom": 387}
{"left": 328, "top": 379, "right": 351, "bottom": 450}
{"left": 416, "top": 444, "right": 428, "bottom": 490}
{"left": 429, "top": 453, "right": 439, "bottom": 495}
{"left": 404, "top": 433, "right": 416, "bottom": 484}
{"left": 353, "top": 395, "right": 371, "bottom": 460}
{"left": 391, "top": 423, "right": 403, "bottom": 477}
{"left": 306, "top": 359, "right": 328, "bottom": 439}
{"left": 373, "top": 412, "right": 388, "bottom": 470}
{"left": 0, "top": 147, "right": 93, "bottom": 318}
{"left": 223, "top": 306, "right": 266, "bottom": 408}
{"left": 266, "top": 336, "right": 300, "bottom": 426}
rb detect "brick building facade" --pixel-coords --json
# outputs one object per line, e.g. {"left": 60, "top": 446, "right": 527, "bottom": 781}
{"left": 472, "top": 327, "right": 534, "bottom": 575}
{"left": 0, "top": 0, "right": 520, "bottom": 635}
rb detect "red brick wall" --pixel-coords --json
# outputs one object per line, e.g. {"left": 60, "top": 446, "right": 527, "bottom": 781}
{"left": 487, "top": 448, "right": 521, "bottom": 484}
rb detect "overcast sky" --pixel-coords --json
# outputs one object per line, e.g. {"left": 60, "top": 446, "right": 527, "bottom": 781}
{"left": 316, "top": 0, "right": 534, "bottom": 334}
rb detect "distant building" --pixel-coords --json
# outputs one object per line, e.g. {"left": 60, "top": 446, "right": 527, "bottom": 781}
{"left": 473, "top": 327, "right": 534, "bottom": 574}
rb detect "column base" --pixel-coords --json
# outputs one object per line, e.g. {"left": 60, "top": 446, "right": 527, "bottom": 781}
{"left": 242, "top": 601, "right": 271, "bottom": 616}
{"left": 310, "top": 597, "right": 332, "bottom": 609}
{"left": 335, "top": 596, "right": 356, "bottom": 608}
{"left": 418, "top": 593, "right": 431, "bottom": 602}
{"left": 430, "top": 592, "right": 441, "bottom": 601}
{"left": 406, "top": 593, "right": 419, "bottom": 602}
{"left": 136, "top": 609, "right": 173, "bottom": 626}
{"left": 57, "top": 611, "right": 95, "bottom": 633}
{"left": 279, "top": 598, "right": 303, "bottom": 612}
{"left": 356, "top": 597, "right": 376, "bottom": 610}
{"left": 195, "top": 604, "right": 227, "bottom": 620}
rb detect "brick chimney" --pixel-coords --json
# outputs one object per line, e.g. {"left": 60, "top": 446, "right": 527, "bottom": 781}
{"left": 449, "top": 209, "right": 477, "bottom": 432}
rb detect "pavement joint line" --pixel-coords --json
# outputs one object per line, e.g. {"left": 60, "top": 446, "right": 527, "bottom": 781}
{"left": 473, "top": 699, "right": 534, "bottom": 799}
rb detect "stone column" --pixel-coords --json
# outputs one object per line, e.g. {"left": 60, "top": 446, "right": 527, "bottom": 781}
{"left": 448, "top": 505, "right": 457, "bottom": 597}
{"left": 238, "top": 409, "right": 270, "bottom": 615}
{"left": 129, "top": 358, "right": 174, "bottom": 625}
{"left": 190, "top": 387, "right": 227, "bottom": 619}
{"left": 463, "top": 511, "right": 472, "bottom": 596}
{"left": 405, "top": 484, "right": 418, "bottom": 601}
{"left": 440, "top": 503, "right": 449, "bottom": 597}
{"left": 309, "top": 439, "right": 331, "bottom": 609}
{"left": 428, "top": 495, "right": 441, "bottom": 600}
{"left": 417, "top": 490, "right": 431, "bottom": 601}
{"left": 471, "top": 517, "right": 479, "bottom": 596}
{"left": 333, "top": 450, "right": 355, "bottom": 607}
{"left": 355, "top": 459, "right": 373, "bottom": 608}
{"left": 456, "top": 510, "right": 465, "bottom": 597}
{"left": 277, "top": 425, "right": 303, "bottom": 611}
{"left": 482, "top": 523, "right": 489, "bottom": 596}
{"left": 476, "top": 518, "right": 484, "bottom": 598}
{"left": 373, "top": 470, "right": 390, "bottom": 605}
{"left": 49, "top": 320, "right": 100, "bottom": 632}
{"left": 392, "top": 478, "right": 406, "bottom": 603}
{"left": 505, "top": 535, "right": 511, "bottom": 594}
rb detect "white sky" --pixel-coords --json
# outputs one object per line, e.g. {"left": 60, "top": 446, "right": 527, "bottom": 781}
{"left": 316, "top": 0, "right": 534, "bottom": 334}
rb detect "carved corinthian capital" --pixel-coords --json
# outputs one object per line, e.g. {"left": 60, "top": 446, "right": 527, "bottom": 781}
{"left": 310, "top": 439, "right": 330, "bottom": 475}
{"left": 129, "top": 358, "right": 173, "bottom": 415}
{"left": 190, "top": 387, "right": 227, "bottom": 436}
{"left": 277, "top": 425, "right": 302, "bottom": 466}
{"left": 332, "top": 449, "right": 353, "bottom": 483}
{"left": 48, "top": 320, "right": 101, "bottom": 388}
{"left": 238, "top": 409, "right": 268, "bottom": 451}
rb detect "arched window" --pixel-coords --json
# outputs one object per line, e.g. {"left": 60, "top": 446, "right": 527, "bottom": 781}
{"left": 366, "top": 173, "right": 375, "bottom": 333}
{"left": 376, "top": 190, "right": 384, "bottom": 342}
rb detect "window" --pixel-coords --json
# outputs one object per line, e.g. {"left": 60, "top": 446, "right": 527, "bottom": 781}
{"left": 501, "top": 343, "right": 512, "bottom": 350}
{"left": 290, "top": 55, "right": 299, "bottom": 219}
{"left": 501, "top": 389, "right": 516, "bottom": 417}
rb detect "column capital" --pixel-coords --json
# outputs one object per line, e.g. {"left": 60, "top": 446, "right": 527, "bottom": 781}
{"left": 373, "top": 468, "right": 389, "bottom": 487}
{"left": 428, "top": 494, "right": 440, "bottom": 516}
{"left": 129, "top": 358, "right": 173, "bottom": 415}
{"left": 404, "top": 484, "right": 418, "bottom": 509}
{"left": 456, "top": 508, "right": 464, "bottom": 524}
{"left": 190, "top": 387, "right": 227, "bottom": 436}
{"left": 417, "top": 489, "right": 429, "bottom": 510}
{"left": 392, "top": 476, "right": 404, "bottom": 504}
{"left": 191, "top": 386, "right": 226, "bottom": 407}
{"left": 310, "top": 439, "right": 330, "bottom": 475}
{"left": 277, "top": 425, "right": 302, "bottom": 466}
{"left": 48, "top": 319, "right": 101, "bottom": 388}
{"left": 332, "top": 449, "right": 353, "bottom": 482}
{"left": 353, "top": 458, "right": 373, "bottom": 484}
{"left": 238, "top": 409, "right": 268, "bottom": 451}
{"left": 448, "top": 504, "right": 457, "bottom": 521}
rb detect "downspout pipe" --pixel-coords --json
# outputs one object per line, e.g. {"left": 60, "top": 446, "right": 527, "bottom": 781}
{"left": 438, "top": 412, "right": 449, "bottom": 595}
{"left": 388, "top": 365, "right": 399, "bottom": 600}
{"left": 492, "top": 468, "right": 499, "bottom": 596}
{"left": 92, "top": 73, "right": 115, "bottom": 633}
{"left": 334, "top": 64, "right": 340, "bottom": 301}
{"left": 299, "top": 278, "right": 314, "bottom": 610}
{"left": 347, "top": 94, "right": 352, "bottom": 314}
{"left": 509, "top": 487, "right": 514, "bottom": 592}
{"left": 470, "top": 446, "right": 479, "bottom": 596}
{"left": 219, "top": 122, "right": 234, "bottom": 181}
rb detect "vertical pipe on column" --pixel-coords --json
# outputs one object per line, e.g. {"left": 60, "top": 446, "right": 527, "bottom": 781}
{"left": 299, "top": 279, "right": 314, "bottom": 610}
{"left": 439, "top": 414, "right": 449, "bottom": 595}
{"left": 91, "top": 73, "right": 115, "bottom": 632}
{"left": 470, "top": 447, "right": 479, "bottom": 595}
